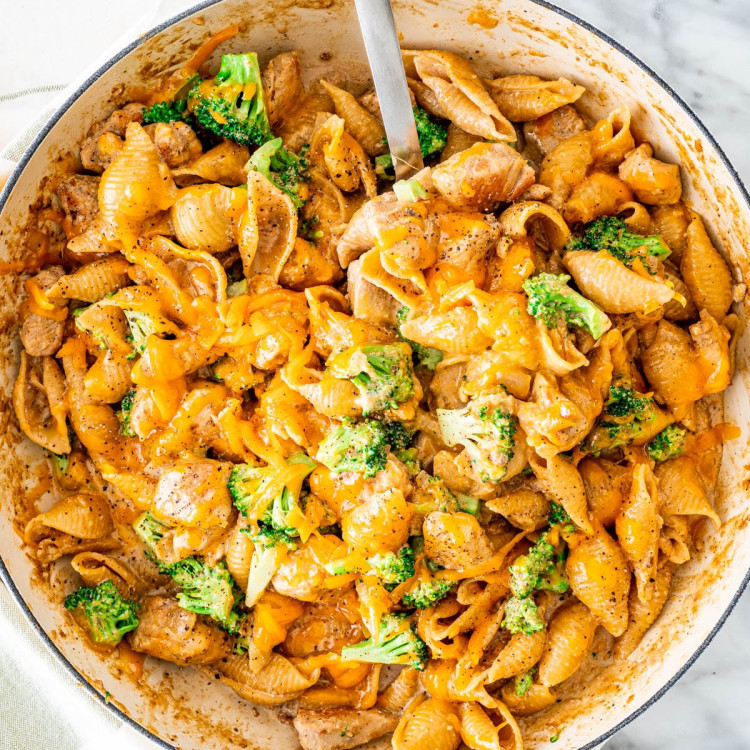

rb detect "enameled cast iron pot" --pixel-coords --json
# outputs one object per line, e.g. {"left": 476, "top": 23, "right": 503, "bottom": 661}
{"left": 1, "top": 1, "right": 749, "bottom": 748}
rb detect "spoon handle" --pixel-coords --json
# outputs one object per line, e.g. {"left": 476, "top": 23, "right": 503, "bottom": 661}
{"left": 353, "top": 0, "right": 424, "bottom": 180}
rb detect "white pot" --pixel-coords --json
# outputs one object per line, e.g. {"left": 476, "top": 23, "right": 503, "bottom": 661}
{"left": 1, "top": 1, "right": 749, "bottom": 748}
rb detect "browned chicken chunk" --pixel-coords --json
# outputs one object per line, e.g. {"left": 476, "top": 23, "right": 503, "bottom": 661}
{"left": 423, "top": 511, "right": 494, "bottom": 570}
{"left": 19, "top": 266, "right": 67, "bottom": 356}
{"left": 80, "top": 102, "right": 144, "bottom": 173}
{"left": 432, "top": 142, "right": 536, "bottom": 212}
{"left": 293, "top": 708, "right": 398, "bottom": 750}
{"left": 128, "top": 596, "right": 231, "bottom": 665}
{"left": 523, "top": 105, "right": 586, "bottom": 159}
{"left": 143, "top": 121, "right": 202, "bottom": 168}
{"left": 346, "top": 257, "right": 401, "bottom": 326}
{"left": 262, "top": 51, "right": 304, "bottom": 129}
{"left": 57, "top": 175, "right": 100, "bottom": 236}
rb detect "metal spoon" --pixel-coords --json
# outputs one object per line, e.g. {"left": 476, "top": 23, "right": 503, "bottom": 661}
{"left": 353, "top": 0, "right": 424, "bottom": 181}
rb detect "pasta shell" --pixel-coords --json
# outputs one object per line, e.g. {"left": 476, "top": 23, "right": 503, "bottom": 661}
{"left": 590, "top": 107, "right": 636, "bottom": 168}
{"left": 659, "top": 514, "right": 691, "bottom": 564}
{"left": 499, "top": 201, "right": 570, "bottom": 252}
{"left": 25, "top": 493, "right": 113, "bottom": 543}
{"left": 262, "top": 51, "right": 304, "bottom": 129}
{"left": 392, "top": 696, "right": 462, "bottom": 750}
{"left": 400, "top": 307, "right": 492, "bottom": 355}
{"left": 618, "top": 200, "right": 652, "bottom": 235}
{"left": 681, "top": 214, "right": 733, "bottom": 322}
{"left": 689, "top": 310, "right": 732, "bottom": 395}
{"left": 485, "top": 74, "right": 585, "bottom": 122}
{"left": 320, "top": 80, "right": 387, "bottom": 157}
{"left": 500, "top": 682, "right": 556, "bottom": 717}
{"left": 13, "top": 352, "right": 70, "bottom": 454}
{"left": 239, "top": 171, "right": 298, "bottom": 281}
{"left": 224, "top": 517, "right": 254, "bottom": 591}
{"left": 70, "top": 551, "right": 139, "bottom": 598}
{"left": 618, "top": 143, "right": 682, "bottom": 205}
{"left": 84, "top": 349, "right": 133, "bottom": 404}
{"left": 616, "top": 463, "right": 663, "bottom": 603}
{"left": 563, "top": 250, "right": 674, "bottom": 314}
{"left": 99, "top": 122, "right": 177, "bottom": 247}
{"left": 171, "top": 184, "right": 245, "bottom": 253}
{"left": 566, "top": 526, "right": 631, "bottom": 637}
{"left": 579, "top": 457, "right": 629, "bottom": 527}
{"left": 529, "top": 452, "right": 593, "bottom": 534}
{"left": 538, "top": 599, "right": 598, "bottom": 686}
{"left": 458, "top": 702, "right": 502, "bottom": 750}
{"left": 483, "top": 627, "right": 546, "bottom": 682}
{"left": 650, "top": 202, "right": 690, "bottom": 262}
{"left": 376, "top": 667, "right": 422, "bottom": 712}
{"left": 47, "top": 256, "right": 132, "bottom": 303}
{"left": 216, "top": 653, "right": 320, "bottom": 706}
{"left": 172, "top": 140, "right": 250, "bottom": 186}
{"left": 641, "top": 320, "right": 705, "bottom": 408}
{"left": 614, "top": 561, "right": 674, "bottom": 659}
{"left": 662, "top": 264, "right": 698, "bottom": 322}
{"left": 655, "top": 456, "right": 721, "bottom": 529}
{"left": 408, "top": 50, "right": 515, "bottom": 142}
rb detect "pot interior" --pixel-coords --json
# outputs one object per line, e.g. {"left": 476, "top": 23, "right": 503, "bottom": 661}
{"left": 1, "top": 1, "right": 749, "bottom": 748}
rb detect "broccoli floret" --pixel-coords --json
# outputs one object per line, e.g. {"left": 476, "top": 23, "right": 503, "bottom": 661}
{"left": 381, "top": 420, "right": 413, "bottom": 451}
{"left": 64, "top": 580, "right": 139, "bottom": 646}
{"left": 567, "top": 216, "right": 670, "bottom": 270}
{"left": 375, "top": 107, "right": 448, "bottom": 177}
{"left": 401, "top": 579, "right": 456, "bottom": 609}
{"left": 437, "top": 397, "right": 517, "bottom": 483}
{"left": 142, "top": 100, "right": 188, "bottom": 125}
{"left": 367, "top": 546, "right": 415, "bottom": 590}
{"left": 133, "top": 511, "right": 169, "bottom": 553}
{"left": 337, "top": 343, "right": 414, "bottom": 414}
{"left": 394, "top": 447, "right": 421, "bottom": 476}
{"left": 605, "top": 385, "right": 655, "bottom": 421}
{"left": 515, "top": 669, "right": 535, "bottom": 696}
{"left": 315, "top": 419, "right": 391, "bottom": 478}
{"left": 523, "top": 272, "right": 611, "bottom": 339}
{"left": 647, "top": 424, "right": 688, "bottom": 462}
{"left": 228, "top": 453, "right": 316, "bottom": 532}
{"left": 509, "top": 533, "right": 569, "bottom": 598}
{"left": 164, "top": 557, "right": 244, "bottom": 633}
{"left": 340, "top": 613, "right": 429, "bottom": 670}
{"left": 247, "top": 137, "right": 309, "bottom": 208}
{"left": 586, "top": 381, "right": 658, "bottom": 453}
{"left": 548, "top": 502, "right": 574, "bottom": 531}
{"left": 396, "top": 306, "right": 444, "bottom": 371}
{"left": 187, "top": 53, "right": 272, "bottom": 147}
{"left": 116, "top": 390, "right": 136, "bottom": 438}
{"left": 502, "top": 596, "right": 545, "bottom": 635}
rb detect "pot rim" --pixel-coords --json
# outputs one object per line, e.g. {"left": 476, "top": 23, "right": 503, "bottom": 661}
{"left": 1, "top": 1, "right": 748, "bottom": 748}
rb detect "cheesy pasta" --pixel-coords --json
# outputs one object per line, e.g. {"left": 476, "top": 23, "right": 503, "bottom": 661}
{"left": 10, "top": 28, "right": 740, "bottom": 750}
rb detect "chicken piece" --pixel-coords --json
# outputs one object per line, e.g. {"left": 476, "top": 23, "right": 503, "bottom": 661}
{"left": 262, "top": 51, "right": 304, "bottom": 129}
{"left": 346, "top": 257, "right": 401, "bottom": 327}
{"left": 80, "top": 102, "right": 145, "bottom": 173}
{"left": 293, "top": 707, "right": 399, "bottom": 750}
{"left": 336, "top": 194, "right": 398, "bottom": 268}
{"left": 523, "top": 105, "right": 586, "bottom": 160}
{"left": 151, "top": 458, "right": 234, "bottom": 530}
{"left": 143, "top": 121, "right": 202, "bottom": 168}
{"left": 284, "top": 589, "right": 364, "bottom": 658}
{"left": 272, "top": 543, "right": 330, "bottom": 601}
{"left": 436, "top": 213, "right": 500, "bottom": 286}
{"left": 423, "top": 511, "right": 494, "bottom": 570}
{"left": 57, "top": 175, "right": 100, "bottom": 236}
{"left": 19, "top": 266, "right": 67, "bottom": 356}
{"left": 128, "top": 595, "right": 231, "bottom": 665}
{"left": 432, "top": 142, "right": 536, "bottom": 212}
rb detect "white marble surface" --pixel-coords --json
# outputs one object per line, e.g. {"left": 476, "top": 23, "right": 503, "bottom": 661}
{"left": 1, "top": 1, "right": 749, "bottom": 749}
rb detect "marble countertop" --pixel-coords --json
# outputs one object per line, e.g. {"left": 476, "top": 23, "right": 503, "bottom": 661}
{"left": 1, "top": 1, "right": 749, "bottom": 749}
